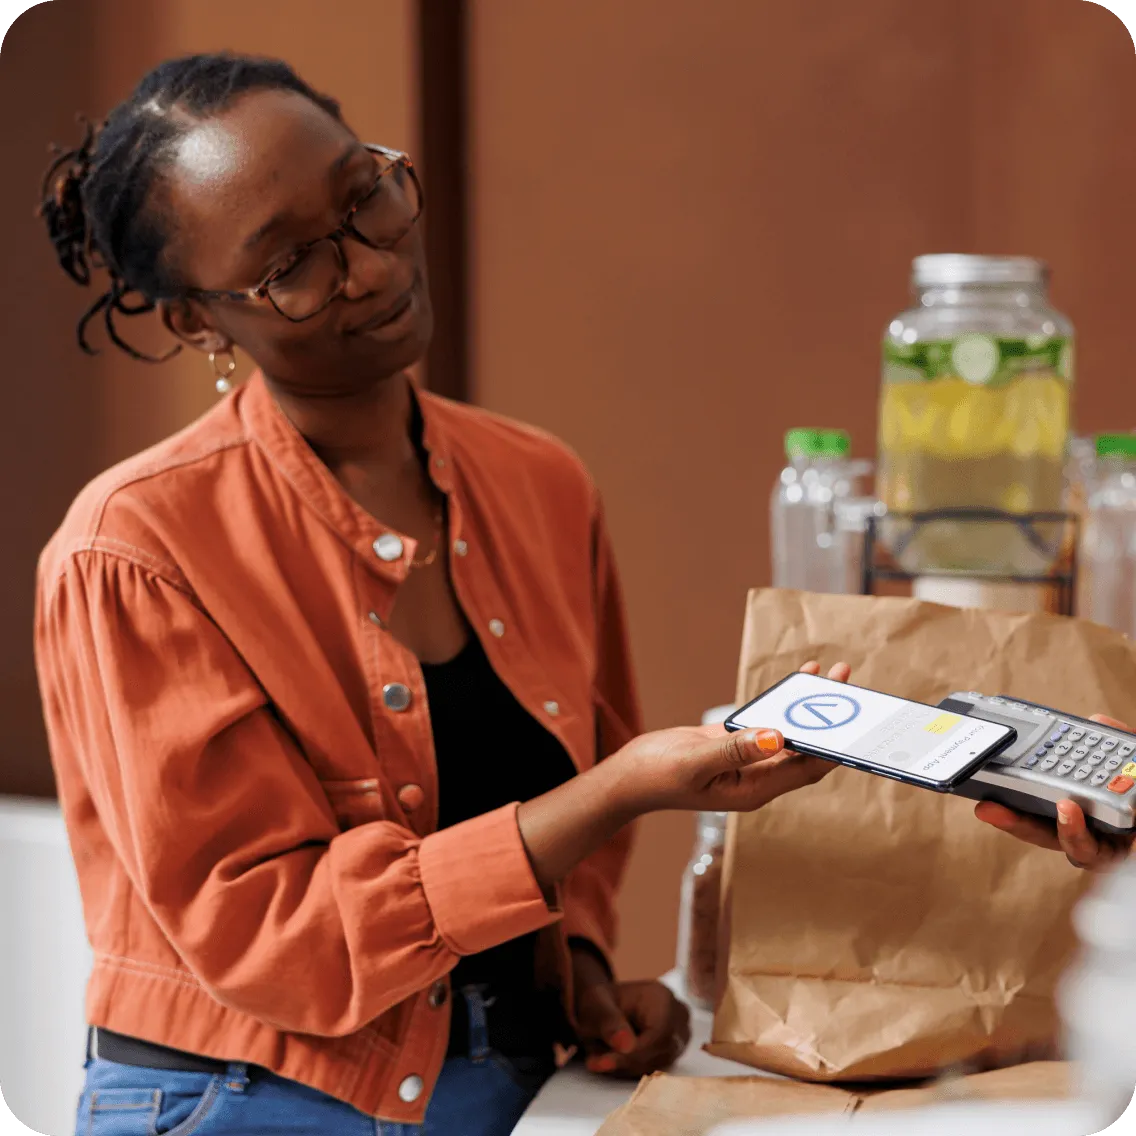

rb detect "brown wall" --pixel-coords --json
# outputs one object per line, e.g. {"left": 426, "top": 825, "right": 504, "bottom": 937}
{"left": 469, "top": 0, "right": 1136, "bottom": 978}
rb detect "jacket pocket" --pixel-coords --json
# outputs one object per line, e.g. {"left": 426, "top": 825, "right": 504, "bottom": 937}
{"left": 319, "top": 777, "right": 386, "bottom": 830}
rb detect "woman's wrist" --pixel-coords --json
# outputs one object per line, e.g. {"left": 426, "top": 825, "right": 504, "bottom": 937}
{"left": 516, "top": 755, "right": 643, "bottom": 892}
{"left": 570, "top": 939, "right": 614, "bottom": 989}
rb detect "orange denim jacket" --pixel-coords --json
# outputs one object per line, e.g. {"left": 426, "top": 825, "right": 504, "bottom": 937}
{"left": 34, "top": 373, "right": 641, "bottom": 1122}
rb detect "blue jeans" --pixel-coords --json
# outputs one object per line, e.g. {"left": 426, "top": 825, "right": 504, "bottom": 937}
{"left": 75, "top": 989, "right": 554, "bottom": 1136}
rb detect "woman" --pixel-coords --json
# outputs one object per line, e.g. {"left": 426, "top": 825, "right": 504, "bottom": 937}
{"left": 34, "top": 52, "right": 850, "bottom": 1136}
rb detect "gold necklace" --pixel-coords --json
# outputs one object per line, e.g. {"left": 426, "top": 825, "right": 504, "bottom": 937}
{"left": 409, "top": 512, "right": 444, "bottom": 569}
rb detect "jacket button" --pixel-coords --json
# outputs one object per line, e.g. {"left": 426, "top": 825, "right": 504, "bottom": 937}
{"left": 453, "top": 539, "right": 468, "bottom": 557}
{"left": 373, "top": 533, "right": 405, "bottom": 562}
{"left": 427, "top": 981, "right": 448, "bottom": 1009}
{"left": 543, "top": 700, "right": 560, "bottom": 716}
{"left": 398, "top": 1074, "right": 424, "bottom": 1103}
{"left": 383, "top": 683, "right": 413, "bottom": 712}
{"left": 488, "top": 619, "right": 506, "bottom": 638}
{"left": 397, "top": 784, "right": 425, "bottom": 811}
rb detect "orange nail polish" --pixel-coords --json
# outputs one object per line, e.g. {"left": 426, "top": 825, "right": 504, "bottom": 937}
{"left": 611, "top": 1029, "right": 636, "bottom": 1053}
{"left": 756, "top": 730, "right": 783, "bottom": 756}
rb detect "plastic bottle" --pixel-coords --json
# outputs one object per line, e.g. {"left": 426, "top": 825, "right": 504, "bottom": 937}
{"left": 771, "top": 429, "right": 867, "bottom": 592}
{"left": 1079, "top": 434, "right": 1136, "bottom": 636}
{"left": 675, "top": 811, "right": 727, "bottom": 1011}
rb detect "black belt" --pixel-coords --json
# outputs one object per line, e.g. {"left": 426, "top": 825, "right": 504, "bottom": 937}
{"left": 90, "top": 1027, "right": 237, "bottom": 1076}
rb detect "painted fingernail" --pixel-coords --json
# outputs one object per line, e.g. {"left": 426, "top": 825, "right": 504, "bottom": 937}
{"left": 755, "top": 729, "right": 783, "bottom": 756}
{"left": 588, "top": 1054, "right": 617, "bottom": 1073}
{"left": 611, "top": 1029, "right": 636, "bottom": 1054}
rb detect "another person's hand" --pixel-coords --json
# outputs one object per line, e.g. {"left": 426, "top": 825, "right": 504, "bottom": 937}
{"left": 571, "top": 945, "right": 691, "bottom": 1080}
{"left": 608, "top": 660, "right": 852, "bottom": 816}
{"left": 975, "top": 713, "right": 1135, "bottom": 870}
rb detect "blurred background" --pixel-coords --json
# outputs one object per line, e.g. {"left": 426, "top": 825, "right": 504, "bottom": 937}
{"left": 2, "top": 0, "right": 1134, "bottom": 1005}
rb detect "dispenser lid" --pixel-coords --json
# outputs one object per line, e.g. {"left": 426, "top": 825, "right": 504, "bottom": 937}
{"left": 912, "top": 254, "right": 1048, "bottom": 288}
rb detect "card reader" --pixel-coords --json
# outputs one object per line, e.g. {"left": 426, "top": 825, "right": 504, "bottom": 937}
{"left": 940, "top": 692, "right": 1136, "bottom": 835}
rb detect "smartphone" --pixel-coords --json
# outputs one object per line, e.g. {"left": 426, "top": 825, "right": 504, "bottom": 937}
{"left": 724, "top": 672, "right": 1017, "bottom": 791}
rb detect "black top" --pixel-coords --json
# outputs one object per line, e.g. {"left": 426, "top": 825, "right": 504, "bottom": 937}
{"left": 421, "top": 634, "right": 579, "bottom": 1058}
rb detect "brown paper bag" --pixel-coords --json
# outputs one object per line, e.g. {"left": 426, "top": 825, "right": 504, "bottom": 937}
{"left": 594, "top": 1075, "right": 856, "bottom": 1136}
{"left": 708, "top": 590, "right": 1136, "bottom": 1081}
{"left": 595, "top": 1063, "right": 1071, "bottom": 1136}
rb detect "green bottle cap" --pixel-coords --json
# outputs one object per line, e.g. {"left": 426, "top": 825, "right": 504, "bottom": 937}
{"left": 815, "top": 429, "right": 851, "bottom": 458}
{"left": 1095, "top": 434, "right": 1136, "bottom": 459}
{"left": 785, "top": 428, "right": 851, "bottom": 459}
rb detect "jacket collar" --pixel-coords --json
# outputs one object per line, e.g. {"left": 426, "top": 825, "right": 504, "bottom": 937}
{"left": 238, "top": 370, "right": 455, "bottom": 576}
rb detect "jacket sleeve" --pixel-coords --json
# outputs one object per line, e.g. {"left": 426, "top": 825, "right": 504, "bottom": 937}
{"left": 560, "top": 500, "right": 643, "bottom": 973}
{"left": 35, "top": 552, "right": 560, "bottom": 1037}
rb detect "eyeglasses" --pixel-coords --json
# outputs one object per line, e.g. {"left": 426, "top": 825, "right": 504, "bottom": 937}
{"left": 179, "top": 144, "right": 423, "bottom": 322}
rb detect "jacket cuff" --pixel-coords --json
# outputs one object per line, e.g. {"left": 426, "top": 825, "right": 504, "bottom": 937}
{"left": 419, "top": 804, "right": 561, "bottom": 956}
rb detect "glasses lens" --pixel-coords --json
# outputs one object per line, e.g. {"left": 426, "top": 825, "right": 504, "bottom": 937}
{"left": 266, "top": 241, "right": 343, "bottom": 319}
{"left": 352, "top": 155, "right": 421, "bottom": 246}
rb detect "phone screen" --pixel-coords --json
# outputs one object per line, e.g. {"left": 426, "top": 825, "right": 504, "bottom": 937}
{"left": 727, "top": 672, "right": 1015, "bottom": 787}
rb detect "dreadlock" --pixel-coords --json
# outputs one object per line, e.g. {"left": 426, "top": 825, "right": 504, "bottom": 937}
{"left": 37, "top": 52, "right": 343, "bottom": 361}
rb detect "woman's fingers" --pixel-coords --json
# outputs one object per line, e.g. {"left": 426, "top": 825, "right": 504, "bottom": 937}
{"left": 798, "top": 659, "right": 851, "bottom": 684}
{"left": 1089, "top": 713, "right": 1131, "bottom": 732}
{"left": 1053, "top": 801, "right": 1106, "bottom": 868}
{"left": 975, "top": 799, "right": 1132, "bottom": 870}
{"left": 973, "top": 800, "right": 1063, "bottom": 852}
{"left": 723, "top": 750, "right": 834, "bottom": 810}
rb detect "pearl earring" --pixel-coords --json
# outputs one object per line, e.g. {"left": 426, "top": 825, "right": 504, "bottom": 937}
{"left": 209, "top": 349, "right": 237, "bottom": 395}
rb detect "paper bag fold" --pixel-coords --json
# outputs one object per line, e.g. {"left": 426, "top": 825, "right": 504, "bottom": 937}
{"left": 594, "top": 1062, "right": 1071, "bottom": 1136}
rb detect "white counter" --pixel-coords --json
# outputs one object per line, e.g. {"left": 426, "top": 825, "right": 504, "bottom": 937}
{"left": 0, "top": 796, "right": 92, "bottom": 1136}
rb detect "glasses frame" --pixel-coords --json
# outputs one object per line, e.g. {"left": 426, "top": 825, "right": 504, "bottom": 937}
{"left": 174, "top": 143, "right": 423, "bottom": 323}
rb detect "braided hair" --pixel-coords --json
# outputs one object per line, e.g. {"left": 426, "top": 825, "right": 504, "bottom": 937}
{"left": 38, "top": 52, "right": 342, "bottom": 361}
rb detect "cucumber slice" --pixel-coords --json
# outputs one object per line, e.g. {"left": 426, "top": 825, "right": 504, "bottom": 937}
{"left": 951, "top": 334, "right": 1000, "bottom": 385}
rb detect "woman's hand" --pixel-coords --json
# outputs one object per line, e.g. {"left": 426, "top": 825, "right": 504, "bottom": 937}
{"left": 517, "top": 660, "right": 850, "bottom": 893}
{"left": 571, "top": 945, "right": 691, "bottom": 1080}
{"left": 607, "top": 660, "right": 853, "bottom": 816}
{"left": 975, "top": 713, "right": 1136, "bottom": 870}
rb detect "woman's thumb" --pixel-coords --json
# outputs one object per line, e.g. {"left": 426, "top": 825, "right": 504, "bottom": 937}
{"left": 584, "top": 984, "right": 637, "bottom": 1054}
{"left": 712, "top": 728, "right": 784, "bottom": 771}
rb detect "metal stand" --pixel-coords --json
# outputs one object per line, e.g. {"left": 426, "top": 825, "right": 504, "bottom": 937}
{"left": 860, "top": 508, "right": 1080, "bottom": 617}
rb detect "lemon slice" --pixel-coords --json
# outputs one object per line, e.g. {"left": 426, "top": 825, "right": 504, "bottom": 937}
{"left": 951, "top": 334, "right": 1000, "bottom": 385}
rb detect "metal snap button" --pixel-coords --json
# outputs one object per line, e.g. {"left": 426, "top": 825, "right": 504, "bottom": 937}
{"left": 543, "top": 701, "right": 560, "bottom": 716}
{"left": 397, "top": 784, "right": 425, "bottom": 811}
{"left": 383, "top": 683, "right": 413, "bottom": 712}
{"left": 488, "top": 619, "right": 505, "bottom": 638}
{"left": 398, "top": 1074, "right": 424, "bottom": 1103}
{"left": 453, "top": 539, "right": 468, "bottom": 557}
{"left": 373, "top": 534, "right": 405, "bottom": 562}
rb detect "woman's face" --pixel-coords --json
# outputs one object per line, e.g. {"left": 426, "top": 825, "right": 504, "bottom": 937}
{"left": 158, "top": 88, "right": 432, "bottom": 395}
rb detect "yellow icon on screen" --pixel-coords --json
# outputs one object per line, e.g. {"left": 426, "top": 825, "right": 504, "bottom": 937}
{"left": 923, "top": 713, "right": 960, "bottom": 735}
